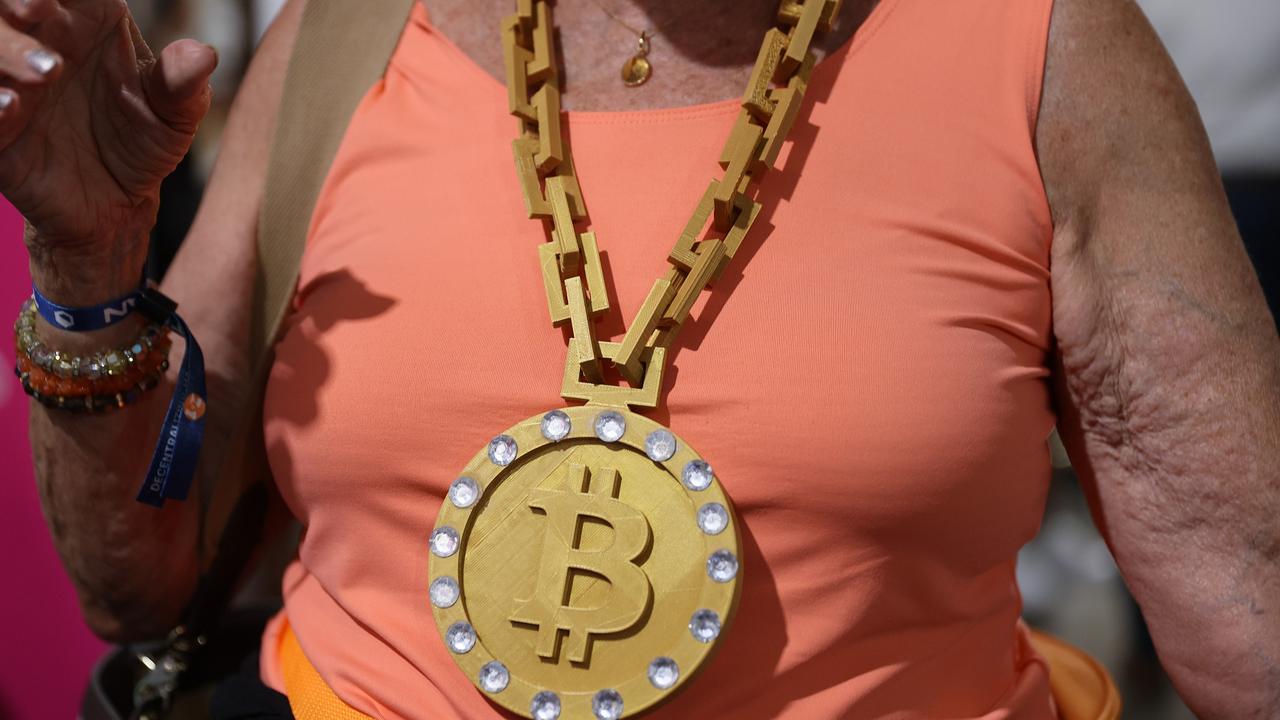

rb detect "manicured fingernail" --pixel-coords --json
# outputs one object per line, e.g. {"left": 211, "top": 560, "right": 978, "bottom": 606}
{"left": 25, "top": 49, "right": 58, "bottom": 76}
{"left": 0, "top": 91, "right": 14, "bottom": 111}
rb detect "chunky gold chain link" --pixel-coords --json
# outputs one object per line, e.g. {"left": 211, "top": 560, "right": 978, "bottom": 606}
{"left": 504, "top": 0, "right": 840, "bottom": 409}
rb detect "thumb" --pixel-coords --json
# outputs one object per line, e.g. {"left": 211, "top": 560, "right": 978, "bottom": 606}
{"left": 145, "top": 39, "right": 218, "bottom": 134}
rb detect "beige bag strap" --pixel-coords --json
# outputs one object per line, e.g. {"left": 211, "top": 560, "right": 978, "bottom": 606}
{"left": 201, "top": 0, "right": 417, "bottom": 559}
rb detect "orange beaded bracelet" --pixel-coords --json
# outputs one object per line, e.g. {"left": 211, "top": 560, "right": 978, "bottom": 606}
{"left": 12, "top": 298, "right": 174, "bottom": 412}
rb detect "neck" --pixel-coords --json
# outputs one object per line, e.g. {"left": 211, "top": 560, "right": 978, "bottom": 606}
{"left": 419, "top": 0, "right": 878, "bottom": 112}
{"left": 569, "top": 0, "right": 790, "bottom": 67}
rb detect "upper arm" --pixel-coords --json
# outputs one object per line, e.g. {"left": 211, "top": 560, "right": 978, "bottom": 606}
{"left": 1036, "top": 0, "right": 1280, "bottom": 708}
{"left": 1038, "top": 0, "right": 1277, "bottom": 532}
{"left": 158, "top": 0, "right": 304, "bottom": 453}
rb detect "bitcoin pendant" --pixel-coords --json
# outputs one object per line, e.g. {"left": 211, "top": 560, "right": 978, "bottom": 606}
{"left": 428, "top": 405, "right": 741, "bottom": 719}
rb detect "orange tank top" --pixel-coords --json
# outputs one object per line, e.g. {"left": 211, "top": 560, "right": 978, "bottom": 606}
{"left": 261, "top": 0, "right": 1060, "bottom": 716}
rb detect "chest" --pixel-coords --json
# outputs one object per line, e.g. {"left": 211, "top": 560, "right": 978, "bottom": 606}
{"left": 263, "top": 5, "right": 1058, "bottom": 569}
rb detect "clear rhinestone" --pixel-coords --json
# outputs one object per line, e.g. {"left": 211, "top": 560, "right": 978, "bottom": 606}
{"left": 488, "top": 435, "right": 518, "bottom": 466}
{"left": 103, "top": 351, "right": 125, "bottom": 375}
{"left": 429, "top": 576, "right": 460, "bottom": 608}
{"left": 76, "top": 356, "right": 102, "bottom": 379}
{"left": 541, "top": 410, "right": 572, "bottom": 441}
{"left": 593, "top": 411, "right": 626, "bottom": 442}
{"left": 681, "top": 460, "right": 714, "bottom": 491}
{"left": 530, "top": 691, "right": 561, "bottom": 720}
{"left": 30, "top": 344, "right": 52, "bottom": 369}
{"left": 430, "top": 526, "right": 460, "bottom": 558}
{"left": 53, "top": 354, "right": 75, "bottom": 376}
{"left": 707, "top": 549, "right": 739, "bottom": 583}
{"left": 592, "top": 689, "right": 624, "bottom": 720}
{"left": 689, "top": 609, "right": 722, "bottom": 643}
{"left": 644, "top": 429, "right": 677, "bottom": 462}
{"left": 445, "top": 621, "right": 476, "bottom": 654}
{"left": 647, "top": 657, "right": 679, "bottom": 690}
{"left": 449, "top": 477, "right": 480, "bottom": 508}
{"left": 478, "top": 661, "right": 509, "bottom": 693}
{"left": 697, "top": 503, "right": 729, "bottom": 535}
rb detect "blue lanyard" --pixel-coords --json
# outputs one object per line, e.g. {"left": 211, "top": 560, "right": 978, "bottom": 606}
{"left": 33, "top": 282, "right": 207, "bottom": 507}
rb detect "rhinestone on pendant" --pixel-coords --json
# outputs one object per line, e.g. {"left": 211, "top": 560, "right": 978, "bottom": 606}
{"left": 681, "top": 459, "right": 714, "bottom": 491}
{"left": 488, "top": 435, "right": 518, "bottom": 466}
{"left": 593, "top": 411, "right": 626, "bottom": 442}
{"left": 541, "top": 410, "right": 572, "bottom": 441}
{"left": 697, "top": 502, "right": 729, "bottom": 535}
{"left": 429, "top": 526, "right": 460, "bottom": 558}
{"left": 530, "top": 691, "right": 562, "bottom": 720}
{"left": 445, "top": 621, "right": 476, "bottom": 654}
{"left": 449, "top": 477, "right": 480, "bottom": 508}
{"left": 644, "top": 429, "right": 677, "bottom": 462}
{"left": 478, "top": 661, "right": 510, "bottom": 693}
{"left": 689, "top": 609, "right": 722, "bottom": 643}
{"left": 647, "top": 657, "right": 680, "bottom": 690}
{"left": 592, "top": 689, "right": 624, "bottom": 720}
{"left": 429, "top": 576, "right": 460, "bottom": 608}
{"left": 707, "top": 549, "right": 739, "bottom": 583}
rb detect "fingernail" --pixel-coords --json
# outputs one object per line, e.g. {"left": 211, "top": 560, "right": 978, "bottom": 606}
{"left": 0, "top": 91, "right": 13, "bottom": 111}
{"left": 25, "top": 49, "right": 58, "bottom": 76}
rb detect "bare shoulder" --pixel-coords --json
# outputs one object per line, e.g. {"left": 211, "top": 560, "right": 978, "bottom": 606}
{"left": 1035, "top": 0, "right": 1271, "bottom": 355}
{"left": 1036, "top": 0, "right": 1229, "bottom": 242}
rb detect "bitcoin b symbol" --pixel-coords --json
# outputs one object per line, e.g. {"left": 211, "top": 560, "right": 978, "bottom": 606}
{"left": 509, "top": 464, "right": 653, "bottom": 664}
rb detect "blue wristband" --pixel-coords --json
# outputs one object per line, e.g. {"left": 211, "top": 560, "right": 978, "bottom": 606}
{"left": 31, "top": 283, "right": 142, "bottom": 332}
{"left": 28, "top": 281, "right": 209, "bottom": 507}
{"left": 132, "top": 286, "right": 208, "bottom": 507}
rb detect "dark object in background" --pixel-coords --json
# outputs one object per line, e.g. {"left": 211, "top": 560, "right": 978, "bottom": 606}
{"left": 1225, "top": 175, "right": 1280, "bottom": 328}
{"left": 147, "top": 149, "right": 204, "bottom": 283}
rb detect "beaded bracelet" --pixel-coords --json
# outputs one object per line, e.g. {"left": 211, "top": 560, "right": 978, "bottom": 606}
{"left": 12, "top": 297, "right": 174, "bottom": 412}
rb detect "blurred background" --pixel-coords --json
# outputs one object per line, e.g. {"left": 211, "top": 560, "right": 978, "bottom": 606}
{"left": 0, "top": 1, "right": 1275, "bottom": 717}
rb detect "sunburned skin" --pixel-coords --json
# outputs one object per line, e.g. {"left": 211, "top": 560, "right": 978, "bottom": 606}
{"left": 419, "top": 0, "right": 879, "bottom": 112}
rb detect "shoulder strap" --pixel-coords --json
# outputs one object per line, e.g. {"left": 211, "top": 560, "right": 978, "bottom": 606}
{"left": 200, "top": 0, "right": 416, "bottom": 561}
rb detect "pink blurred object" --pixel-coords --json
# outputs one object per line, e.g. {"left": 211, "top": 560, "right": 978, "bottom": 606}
{"left": 0, "top": 200, "right": 106, "bottom": 718}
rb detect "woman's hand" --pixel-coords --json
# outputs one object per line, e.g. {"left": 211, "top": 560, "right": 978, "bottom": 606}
{"left": 0, "top": 0, "right": 216, "bottom": 260}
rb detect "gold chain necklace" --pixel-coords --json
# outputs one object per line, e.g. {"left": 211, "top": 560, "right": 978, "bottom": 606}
{"left": 428, "top": 2, "right": 840, "bottom": 717}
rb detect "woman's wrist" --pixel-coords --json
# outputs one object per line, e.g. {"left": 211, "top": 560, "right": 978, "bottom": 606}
{"left": 24, "top": 224, "right": 153, "bottom": 351}
{"left": 25, "top": 222, "right": 151, "bottom": 307}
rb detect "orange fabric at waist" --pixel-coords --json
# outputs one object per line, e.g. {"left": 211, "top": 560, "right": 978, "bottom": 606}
{"left": 279, "top": 614, "right": 1120, "bottom": 720}
{"left": 1027, "top": 629, "right": 1123, "bottom": 720}
{"left": 280, "top": 619, "right": 374, "bottom": 720}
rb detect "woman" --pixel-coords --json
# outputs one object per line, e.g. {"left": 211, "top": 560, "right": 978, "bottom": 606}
{"left": 2, "top": 0, "right": 1277, "bottom": 717}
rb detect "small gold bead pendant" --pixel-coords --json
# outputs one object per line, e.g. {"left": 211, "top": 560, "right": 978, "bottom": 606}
{"left": 621, "top": 33, "right": 652, "bottom": 87}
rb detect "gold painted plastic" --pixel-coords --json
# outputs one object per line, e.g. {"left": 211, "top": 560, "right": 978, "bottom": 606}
{"left": 429, "top": 407, "right": 741, "bottom": 718}
{"left": 503, "top": 0, "right": 825, "bottom": 403}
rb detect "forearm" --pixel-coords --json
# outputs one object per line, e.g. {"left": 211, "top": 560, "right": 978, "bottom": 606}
{"left": 25, "top": 236, "right": 200, "bottom": 643}
{"left": 1054, "top": 263, "right": 1280, "bottom": 717}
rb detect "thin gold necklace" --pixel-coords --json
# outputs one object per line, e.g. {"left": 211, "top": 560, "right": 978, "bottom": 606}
{"left": 582, "top": 0, "right": 681, "bottom": 86}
